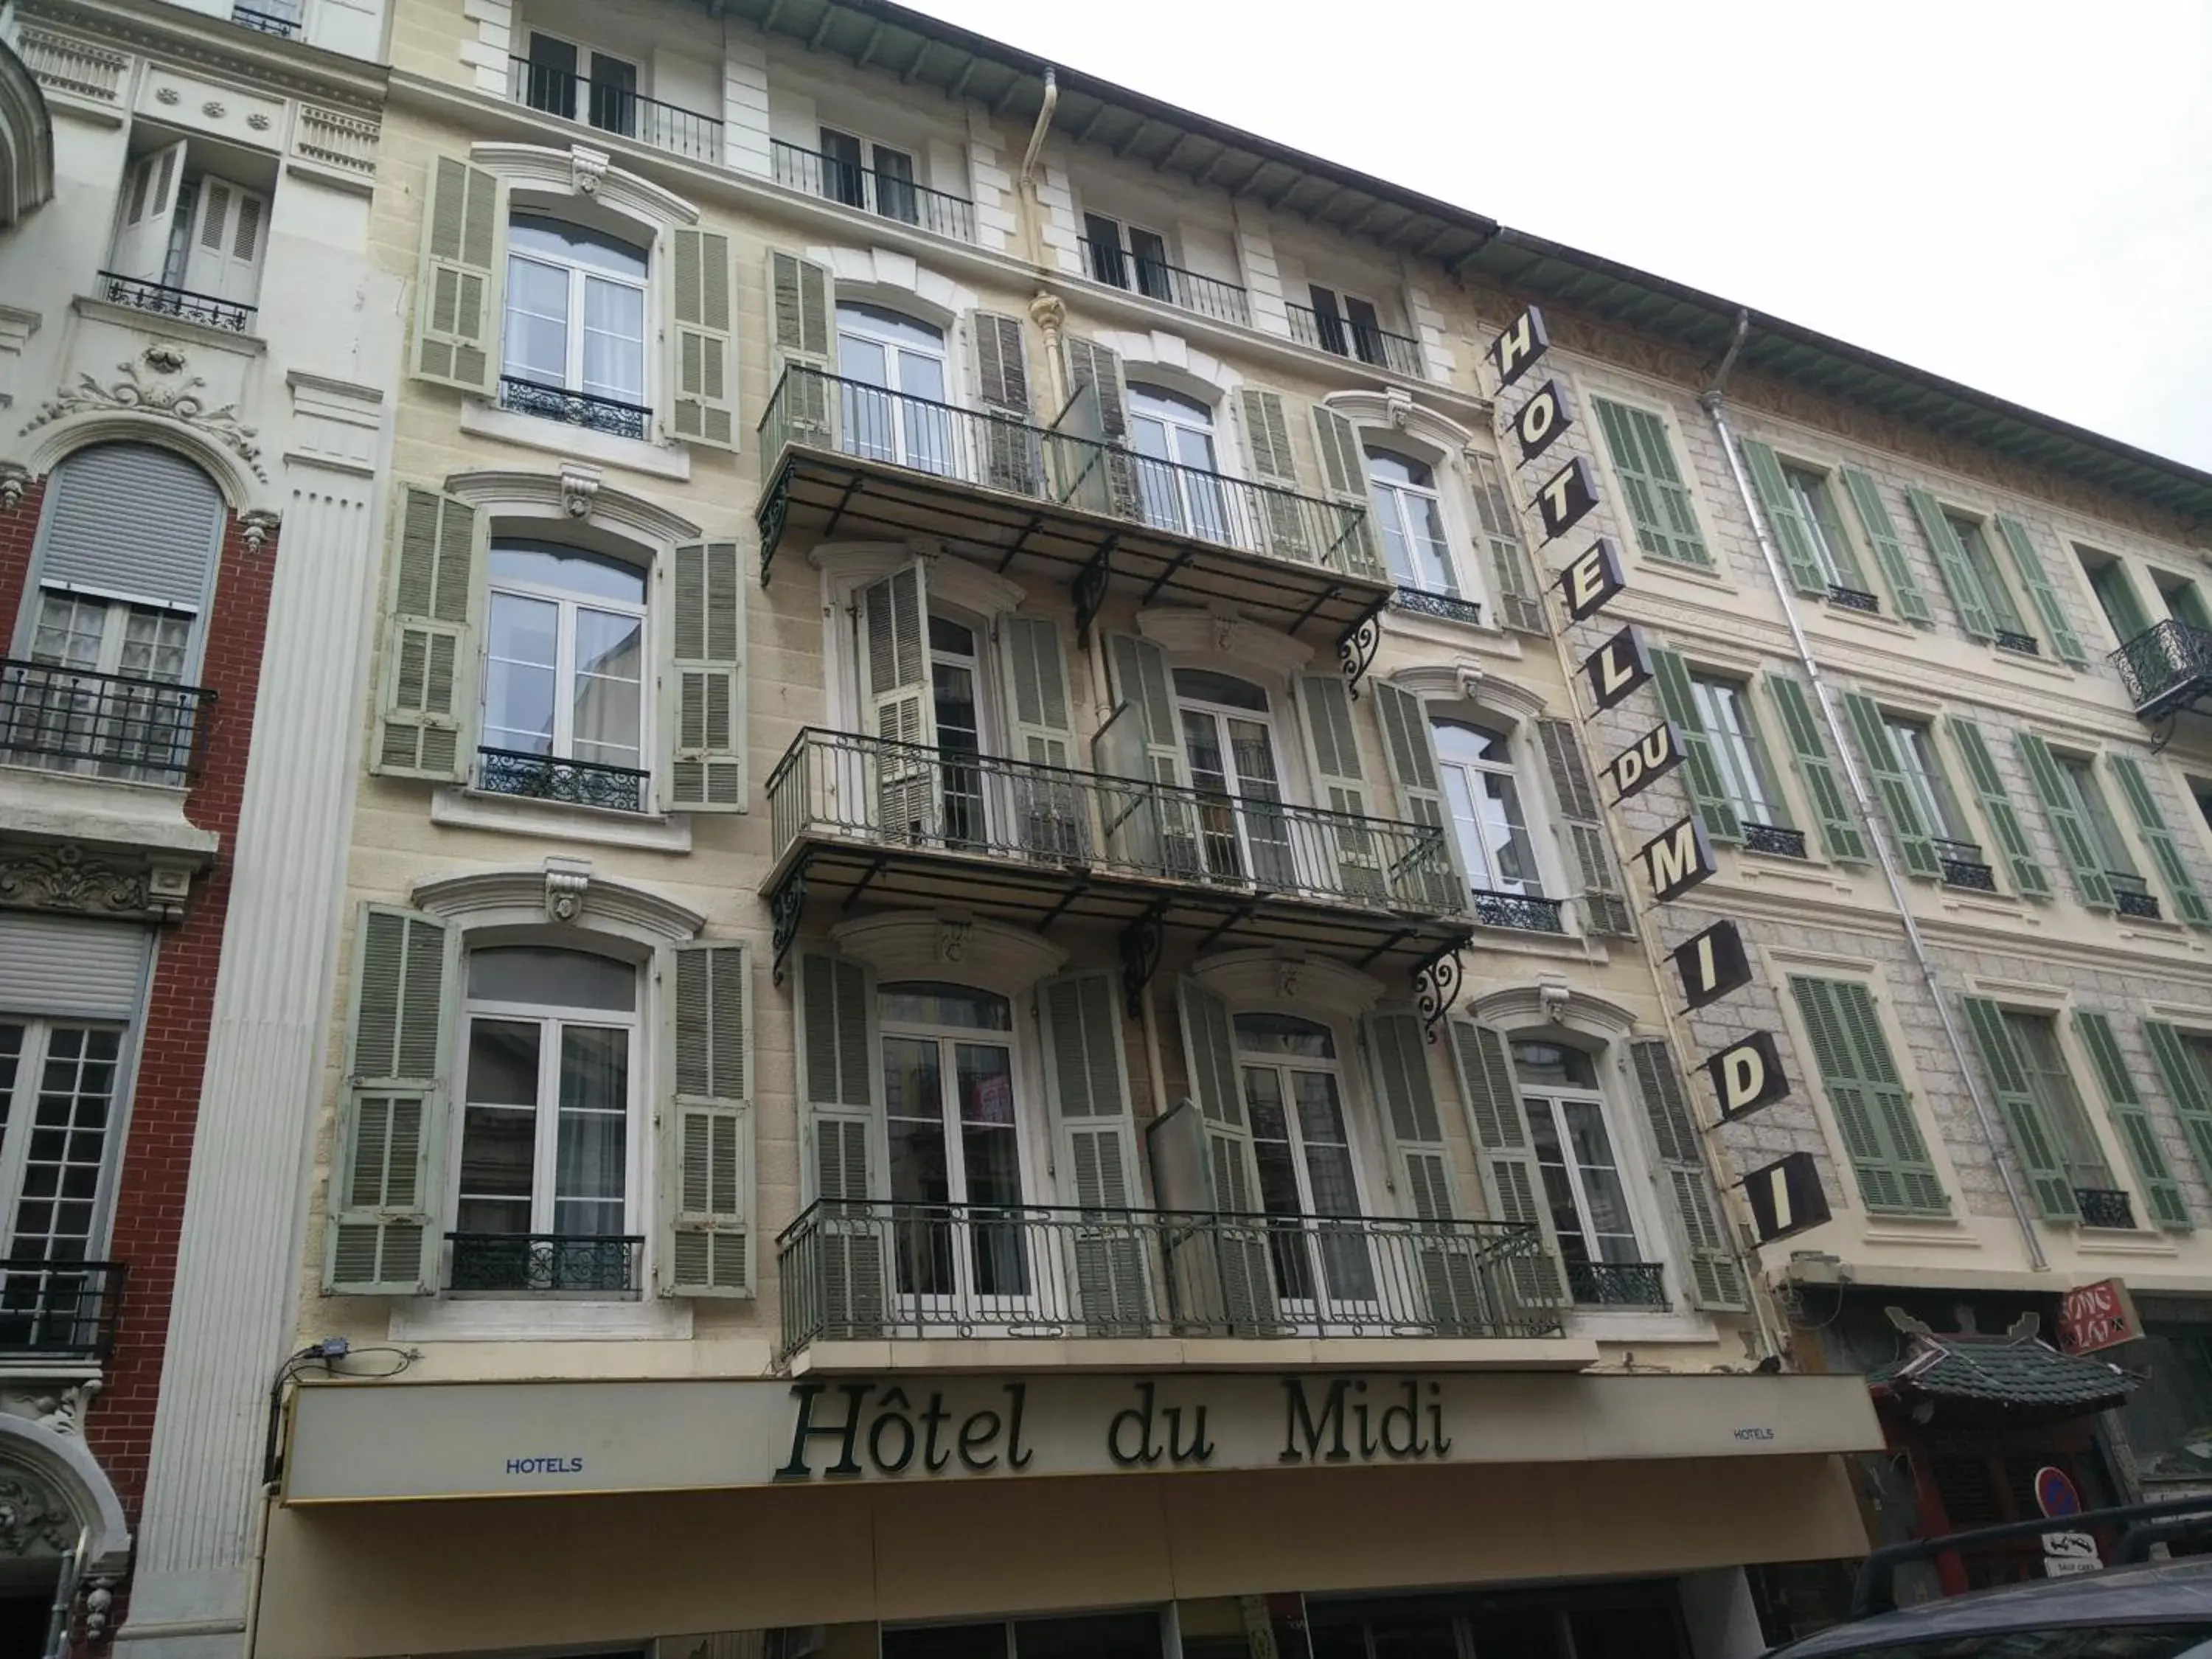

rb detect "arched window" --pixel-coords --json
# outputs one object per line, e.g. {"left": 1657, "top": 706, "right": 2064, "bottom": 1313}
{"left": 1510, "top": 1040, "right": 1649, "bottom": 1298}
{"left": 1431, "top": 717, "right": 1536, "bottom": 899}
{"left": 1127, "top": 382, "right": 1227, "bottom": 540}
{"left": 501, "top": 214, "right": 651, "bottom": 434}
{"left": 1366, "top": 448, "right": 1457, "bottom": 595}
{"left": 1234, "top": 1012, "right": 1373, "bottom": 1310}
{"left": 837, "top": 303, "right": 950, "bottom": 471}
{"left": 1175, "top": 668, "right": 1290, "bottom": 888}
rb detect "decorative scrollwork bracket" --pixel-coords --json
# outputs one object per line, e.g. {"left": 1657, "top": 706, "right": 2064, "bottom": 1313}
{"left": 1337, "top": 594, "right": 1392, "bottom": 700}
{"left": 770, "top": 857, "right": 808, "bottom": 987}
{"left": 1414, "top": 939, "right": 1470, "bottom": 1044}
{"left": 1119, "top": 899, "right": 1169, "bottom": 1020}
{"left": 756, "top": 466, "right": 792, "bottom": 589}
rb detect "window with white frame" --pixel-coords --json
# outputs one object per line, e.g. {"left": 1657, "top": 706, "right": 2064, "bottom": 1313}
{"left": 1365, "top": 448, "right": 1457, "bottom": 596}
{"left": 1512, "top": 1040, "right": 1651, "bottom": 1300}
{"left": 108, "top": 138, "right": 270, "bottom": 321}
{"left": 1175, "top": 668, "right": 1291, "bottom": 888}
{"left": 1781, "top": 462, "right": 1863, "bottom": 594}
{"left": 501, "top": 215, "right": 650, "bottom": 422}
{"left": 520, "top": 32, "right": 642, "bottom": 139}
{"left": 1885, "top": 714, "right": 1972, "bottom": 848}
{"left": 1305, "top": 284, "right": 1391, "bottom": 366}
{"left": 452, "top": 945, "right": 641, "bottom": 1293}
{"left": 1128, "top": 383, "right": 1228, "bottom": 542}
{"left": 2000, "top": 1009, "right": 2115, "bottom": 1200}
{"left": 1688, "top": 672, "right": 1787, "bottom": 832}
{"left": 0, "top": 1019, "right": 125, "bottom": 1268}
{"left": 836, "top": 303, "right": 952, "bottom": 473}
{"left": 1237, "top": 1012, "right": 1373, "bottom": 1308}
{"left": 1944, "top": 510, "right": 2031, "bottom": 639}
{"left": 821, "top": 127, "right": 921, "bottom": 223}
{"left": 1431, "top": 717, "right": 1537, "bottom": 899}
{"left": 1082, "top": 212, "right": 1172, "bottom": 302}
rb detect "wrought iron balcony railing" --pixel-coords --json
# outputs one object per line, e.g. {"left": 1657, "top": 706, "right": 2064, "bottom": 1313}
{"left": 0, "top": 1259, "right": 125, "bottom": 1360}
{"left": 1284, "top": 302, "right": 1425, "bottom": 378}
{"left": 509, "top": 56, "right": 721, "bottom": 162}
{"left": 230, "top": 3, "right": 299, "bottom": 33}
{"left": 98, "top": 271, "right": 256, "bottom": 333}
{"left": 446, "top": 1231, "right": 642, "bottom": 1295}
{"left": 2113, "top": 619, "right": 2212, "bottom": 719}
{"left": 759, "top": 366, "right": 1378, "bottom": 582}
{"left": 768, "top": 727, "right": 1458, "bottom": 917}
{"left": 1565, "top": 1259, "right": 1669, "bottom": 1309}
{"left": 1826, "top": 583, "right": 1879, "bottom": 614}
{"left": 771, "top": 139, "right": 975, "bottom": 243}
{"left": 499, "top": 375, "right": 650, "bottom": 441}
{"left": 1391, "top": 585, "right": 1481, "bottom": 626}
{"left": 0, "top": 658, "right": 212, "bottom": 785}
{"left": 1994, "top": 628, "right": 2041, "bottom": 657}
{"left": 476, "top": 746, "right": 650, "bottom": 814}
{"left": 2110, "top": 870, "right": 2161, "bottom": 921}
{"left": 2073, "top": 1187, "right": 2135, "bottom": 1231}
{"left": 1470, "top": 887, "right": 1564, "bottom": 933}
{"left": 1078, "top": 238, "right": 1251, "bottom": 327}
{"left": 1932, "top": 838, "right": 1997, "bottom": 892}
{"left": 776, "top": 1198, "right": 1559, "bottom": 1356}
{"left": 1742, "top": 821, "right": 1808, "bottom": 860}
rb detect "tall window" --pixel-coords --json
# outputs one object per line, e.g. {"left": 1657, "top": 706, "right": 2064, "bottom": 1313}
{"left": 2080, "top": 549, "right": 2153, "bottom": 646}
{"left": 1944, "top": 512, "right": 2029, "bottom": 636}
{"left": 1175, "top": 669, "right": 1290, "bottom": 888}
{"left": 1307, "top": 285, "right": 1387, "bottom": 366}
{"left": 1512, "top": 1042, "right": 1644, "bottom": 1288}
{"left": 1366, "top": 449, "right": 1456, "bottom": 595}
{"left": 2000, "top": 1011, "right": 2115, "bottom": 1200}
{"left": 1688, "top": 674, "right": 1787, "bottom": 830}
{"left": 521, "top": 32, "right": 640, "bottom": 138}
{"left": 455, "top": 947, "right": 640, "bottom": 1290}
{"left": 2053, "top": 751, "right": 2138, "bottom": 883}
{"left": 1590, "top": 397, "right": 1707, "bottom": 566}
{"left": 1781, "top": 464, "right": 1863, "bottom": 593}
{"left": 1082, "top": 212, "right": 1170, "bottom": 302}
{"left": 1431, "top": 718, "right": 1535, "bottom": 897}
{"left": 1127, "top": 383, "right": 1227, "bottom": 540}
{"left": 108, "top": 141, "right": 270, "bottom": 315}
{"left": 819, "top": 128, "right": 918, "bottom": 223}
{"left": 501, "top": 215, "right": 649, "bottom": 420}
{"left": 2156, "top": 571, "right": 2212, "bottom": 636}
{"left": 880, "top": 982, "right": 1028, "bottom": 1306}
{"left": 479, "top": 542, "right": 648, "bottom": 807}
{"left": 0, "top": 1020, "right": 123, "bottom": 1268}
{"left": 836, "top": 303, "right": 950, "bottom": 473}
{"left": 1885, "top": 715, "right": 1971, "bottom": 848}
{"left": 929, "top": 611, "right": 990, "bottom": 848}
{"left": 1236, "top": 1013, "right": 1371, "bottom": 1308}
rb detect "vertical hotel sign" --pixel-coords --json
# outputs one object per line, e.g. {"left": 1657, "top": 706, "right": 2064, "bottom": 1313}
{"left": 1486, "top": 305, "right": 1822, "bottom": 1249}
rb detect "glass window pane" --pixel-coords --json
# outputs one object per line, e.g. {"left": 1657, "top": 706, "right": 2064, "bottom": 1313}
{"left": 458, "top": 1107, "right": 535, "bottom": 1208}
{"left": 580, "top": 276, "right": 645, "bottom": 403}
{"left": 838, "top": 331, "right": 888, "bottom": 387}
{"left": 10, "top": 1026, "right": 119, "bottom": 1259}
{"left": 837, "top": 303, "right": 944, "bottom": 352}
{"left": 1233, "top": 1014, "right": 1335, "bottom": 1059}
{"left": 1512, "top": 1042, "right": 1599, "bottom": 1090}
{"left": 486, "top": 542, "right": 647, "bottom": 605}
{"left": 897, "top": 349, "right": 947, "bottom": 404}
{"left": 503, "top": 254, "right": 570, "bottom": 384}
{"left": 507, "top": 213, "right": 648, "bottom": 278}
{"left": 1432, "top": 718, "right": 1510, "bottom": 765}
{"left": 30, "top": 593, "right": 105, "bottom": 669}
{"left": 1172, "top": 669, "right": 1269, "bottom": 711}
{"left": 571, "top": 607, "right": 644, "bottom": 769}
{"left": 879, "top": 984, "right": 1012, "bottom": 1030}
{"left": 465, "top": 1018, "right": 540, "bottom": 1105}
{"left": 1564, "top": 1099, "right": 1636, "bottom": 1257}
{"left": 1127, "top": 382, "right": 1212, "bottom": 425}
{"left": 467, "top": 947, "right": 637, "bottom": 1010}
{"left": 554, "top": 1025, "right": 628, "bottom": 1234}
{"left": 954, "top": 1043, "right": 1021, "bottom": 1209}
{"left": 484, "top": 592, "right": 559, "bottom": 754}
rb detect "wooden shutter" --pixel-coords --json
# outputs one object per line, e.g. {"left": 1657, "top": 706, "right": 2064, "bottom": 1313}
{"left": 1765, "top": 674, "right": 1868, "bottom": 863}
{"left": 1002, "top": 615, "right": 1087, "bottom": 861}
{"left": 1838, "top": 468, "right": 1934, "bottom": 625}
{"left": 1903, "top": 487, "right": 1996, "bottom": 641}
{"left": 1535, "top": 717, "right": 1634, "bottom": 937}
{"left": 766, "top": 248, "right": 835, "bottom": 441}
{"left": 1235, "top": 386, "right": 1317, "bottom": 563}
{"left": 970, "top": 311, "right": 1041, "bottom": 495}
{"left": 668, "top": 228, "right": 734, "bottom": 448}
{"left": 1060, "top": 335, "right": 1139, "bottom": 520}
{"left": 2014, "top": 732, "right": 2116, "bottom": 909}
{"left": 2092, "top": 561, "right": 2154, "bottom": 645}
{"left": 1959, "top": 997, "right": 2080, "bottom": 1220}
{"left": 182, "top": 175, "right": 270, "bottom": 306}
{"left": 1647, "top": 647, "right": 1743, "bottom": 843}
{"left": 2074, "top": 1009, "right": 2190, "bottom": 1230}
{"left": 1467, "top": 449, "right": 1547, "bottom": 634}
{"left": 413, "top": 154, "right": 503, "bottom": 393}
{"left": 1994, "top": 517, "right": 2087, "bottom": 667}
{"left": 1104, "top": 633, "right": 1197, "bottom": 877}
{"left": 324, "top": 905, "right": 456, "bottom": 1295}
{"left": 1307, "top": 403, "right": 1384, "bottom": 576}
{"left": 1947, "top": 717, "right": 2052, "bottom": 899}
{"left": 661, "top": 942, "right": 754, "bottom": 1295}
{"left": 1176, "top": 976, "right": 1279, "bottom": 1332}
{"left": 1592, "top": 398, "right": 1708, "bottom": 566}
{"left": 2107, "top": 753, "right": 2212, "bottom": 927}
{"left": 1365, "top": 1009, "right": 1488, "bottom": 1335}
{"left": 1627, "top": 1037, "right": 1747, "bottom": 1310}
{"left": 109, "top": 140, "right": 186, "bottom": 282}
{"left": 2143, "top": 1020, "right": 2212, "bottom": 1194}
{"left": 1040, "top": 970, "right": 1150, "bottom": 1332}
{"left": 668, "top": 540, "right": 745, "bottom": 811}
{"left": 1371, "top": 680, "right": 1466, "bottom": 910}
{"left": 372, "top": 486, "right": 482, "bottom": 781}
{"left": 859, "top": 562, "right": 935, "bottom": 840}
{"left": 1840, "top": 692, "right": 1941, "bottom": 880}
{"left": 1443, "top": 1021, "right": 1565, "bottom": 1306}
{"left": 1297, "top": 673, "right": 1386, "bottom": 902}
{"left": 1737, "top": 438, "right": 1825, "bottom": 595}
{"left": 796, "top": 950, "right": 885, "bottom": 1337}
{"left": 1789, "top": 977, "right": 1948, "bottom": 1216}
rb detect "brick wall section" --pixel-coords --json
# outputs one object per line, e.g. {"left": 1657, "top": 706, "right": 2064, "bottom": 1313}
{"left": 0, "top": 476, "right": 46, "bottom": 642}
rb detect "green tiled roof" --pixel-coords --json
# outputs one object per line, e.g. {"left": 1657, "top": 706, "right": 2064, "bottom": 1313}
{"left": 1868, "top": 1332, "right": 2138, "bottom": 1411}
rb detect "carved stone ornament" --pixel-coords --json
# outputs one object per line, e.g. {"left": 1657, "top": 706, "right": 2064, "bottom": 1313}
{"left": 154, "top": 86, "right": 178, "bottom": 104}
{"left": 937, "top": 917, "right": 971, "bottom": 963}
{"left": 247, "top": 111, "right": 271, "bottom": 131}
{"left": 1276, "top": 956, "right": 1304, "bottom": 999}
{"left": 1027, "top": 290, "right": 1066, "bottom": 349}
{"left": 0, "top": 1473, "right": 74, "bottom": 1557}
{"left": 0, "top": 846, "right": 156, "bottom": 918}
{"left": 83, "top": 1578, "right": 116, "bottom": 1641}
{"left": 32, "top": 1381, "right": 100, "bottom": 1439}
{"left": 0, "top": 461, "right": 28, "bottom": 511}
{"left": 571, "top": 144, "right": 611, "bottom": 195}
{"left": 560, "top": 460, "right": 601, "bottom": 520}
{"left": 544, "top": 857, "right": 591, "bottom": 922}
{"left": 22, "top": 352, "right": 268, "bottom": 482}
{"left": 1384, "top": 386, "right": 1415, "bottom": 430}
{"left": 238, "top": 508, "right": 280, "bottom": 555}
{"left": 201, "top": 100, "right": 225, "bottom": 119}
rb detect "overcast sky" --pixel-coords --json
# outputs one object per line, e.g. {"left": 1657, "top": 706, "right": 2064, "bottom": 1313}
{"left": 908, "top": 0, "right": 2212, "bottom": 473}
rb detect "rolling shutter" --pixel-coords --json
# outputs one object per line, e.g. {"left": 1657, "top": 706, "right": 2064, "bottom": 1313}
{"left": 371, "top": 487, "right": 481, "bottom": 782}
{"left": 668, "top": 539, "right": 745, "bottom": 811}
{"left": 1627, "top": 1037, "right": 1747, "bottom": 1310}
{"left": 661, "top": 942, "right": 754, "bottom": 1294}
{"left": 35, "top": 443, "right": 224, "bottom": 611}
{"left": 413, "top": 154, "right": 503, "bottom": 394}
{"left": 1040, "top": 970, "right": 1149, "bottom": 1332}
{"left": 1789, "top": 976, "right": 1947, "bottom": 1215}
{"left": 796, "top": 950, "right": 884, "bottom": 1338}
{"left": 2074, "top": 1009, "right": 2189, "bottom": 1230}
{"left": 1959, "top": 997, "right": 2080, "bottom": 1221}
{"left": 0, "top": 916, "right": 151, "bottom": 1021}
{"left": 1764, "top": 674, "right": 1868, "bottom": 863}
{"left": 1838, "top": 468, "right": 1933, "bottom": 625}
{"left": 1946, "top": 717, "right": 2052, "bottom": 899}
{"left": 669, "top": 228, "right": 735, "bottom": 448}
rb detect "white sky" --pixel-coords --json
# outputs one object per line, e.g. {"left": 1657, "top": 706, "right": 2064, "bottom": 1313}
{"left": 905, "top": 0, "right": 2212, "bottom": 473}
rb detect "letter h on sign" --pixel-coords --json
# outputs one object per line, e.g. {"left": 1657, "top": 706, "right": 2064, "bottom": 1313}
{"left": 1491, "top": 305, "right": 1550, "bottom": 389}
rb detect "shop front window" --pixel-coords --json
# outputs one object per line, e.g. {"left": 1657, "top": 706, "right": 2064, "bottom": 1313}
{"left": 2119, "top": 1307, "right": 2212, "bottom": 1481}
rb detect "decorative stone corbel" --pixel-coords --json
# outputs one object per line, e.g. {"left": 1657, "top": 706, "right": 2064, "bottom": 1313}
{"left": 32, "top": 1380, "right": 100, "bottom": 1438}
{"left": 1276, "top": 953, "right": 1306, "bottom": 999}
{"left": 936, "top": 913, "right": 973, "bottom": 963}
{"left": 544, "top": 856, "right": 591, "bottom": 922}
{"left": 1384, "top": 386, "right": 1415, "bottom": 430}
{"left": 1455, "top": 661, "right": 1485, "bottom": 703}
{"left": 560, "top": 460, "right": 602, "bottom": 520}
{"left": 1028, "top": 290, "right": 1066, "bottom": 355}
{"left": 237, "top": 508, "right": 280, "bottom": 556}
{"left": 571, "top": 144, "right": 611, "bottom": 195}
{"left": 145, "top": 858, "right": 195, "bottom": 922}
{"left": 83, "top": 1579, "right": 116, "bottom": 1641}
{"left": 0, "top": 460, "right": 29, "bottom": 511}
{"left": 1537, "top": 979, "right": 1571, "bottom": 1023}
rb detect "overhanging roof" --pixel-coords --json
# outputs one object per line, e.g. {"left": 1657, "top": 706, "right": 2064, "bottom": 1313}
{"left": 716, "top": 0, "right": 2212, "bottom": 529}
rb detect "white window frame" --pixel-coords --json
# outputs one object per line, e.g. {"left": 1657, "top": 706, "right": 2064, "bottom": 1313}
{"left": 1516, "top": 1064, "right": 1646, "bottom": 1270}
{"left": 1885, "top": 714, "right": 1966, "bottom": 846}
{"left": 1082, "top": 210, "right": 1173, "bottom": 301}
{"left": 1366, "top": 449, "right": 1460, "bottom": 596}
{"left": 1175, "top": 670, "right": 1295, "bottom": 886}
{"left": 1431, "top": 716, "right": 1539, "bottom": 900}
{"left": 1781, "top": 462, "right": 1851, "bottom": 591}
{"left": 501, "top": 218, "right": 652, "bottom": 410}
{"left": 1689, "top": 674, "right": 1784, "bottom": 829}
{"left": 477, "top": 547, "right": 652, "bottom": 781}
{"left": 522, "top": 30, "right": 645, "bottom": 139}
{"left": 1944, "top": 507, "right": 2033, "bottom": 639}
{"left": 0, "top": 1016, "right": 131, "bottom": 1262}
{"left": 1127, "top": 381, "right": 1230, "bottom": 541}
{"left": 835, "top": 302, "right": 953, "bottom": 472}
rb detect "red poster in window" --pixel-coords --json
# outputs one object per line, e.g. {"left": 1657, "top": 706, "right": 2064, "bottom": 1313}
{"left": 2057, "top": 1277, "right": 2139, "bottom": 1356}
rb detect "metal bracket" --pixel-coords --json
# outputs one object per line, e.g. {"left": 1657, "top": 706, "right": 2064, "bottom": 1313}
{"left": 770, "top": 855, "right": 809, "bottom": 986}
{"left": 1336, "top": 594, "right": 1391, "bottom": 700}
{"left": 1413, "top": 938, "right": 1470, "bottom": 1044}
{"left": 1119, "top": 898, "right": 1170, "bottom": 1020}
{"left": 756, "top": 467, "right": 791, "bottom": 588}
{"left": 1074, "top": 534, "right": 1116, "bottom": 647}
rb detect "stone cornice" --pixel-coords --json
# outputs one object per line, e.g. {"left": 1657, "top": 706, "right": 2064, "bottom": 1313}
{"left": 14, "top": 0, "right": 386, "bottom": 111}
{"left": 442, "top": 467, "right": 701, "bottom": 546}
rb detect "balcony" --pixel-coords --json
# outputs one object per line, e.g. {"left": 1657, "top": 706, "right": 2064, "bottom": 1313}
{"left": 2073, "top": 1188, "right": 2135, "bottom": 1231}
{"left": 1078, "top": 239, "right": 1250, "bottom": 327}
{"left": 229, "top": 2, "right": 299, "bottom": 35}
{"left": 97, "top": 271, "right": 255, "bottom": 335}
{"left": 1742, "top": 821, "right": 1808, "bottom": 860}
{"left": 1994, "top": 628, "right": 2040, "bottom": 658}
{"left": 765, "top": 728, "right": 1469, "bottom": 1004}
{"left": 1391, "top": 585, "right": 1481, "bottom": 627}
{"left": 2110, "top": 870, "right": 2160, "bottom": 922}
{"left": 0, "top": 1260, "right": 125, "bottom": 1361}
{"left": 509, "top": 57, "right": 721, "bottom": 163}
{"left": 446, "top": 1232, "right": 641, "bottom": 1295}
{"left": 771, "top": 139, "right": 975, "bottom": 243}
{"left": 1565, "top": 1259, "right": 1668, "bottom": 1310}
{"left": 1826, "top": 583, "right": 1879, "bottom": 614}
{"left": 776, "top": 1199, "right": 1559, "bottom": 1357}
{"left": 1933, "top": 838, "right": 1996, "bottom": 892}
{"left": 1285, "top": 302, "right": 1424, "bottom": 378}
{"left": 757, "top": 367, "right": 1390, "bottom": 662}
{"left": 0, "top": 659, "right": 213, "bottom": 786}
{"left": 1469, "top": 887, "right": 1564, "bottom": 934}
{"left": 2114, "top": 619, "right": 2212, "bottom": 720}
{"left": 476, "top": 746, "right": 650, "bottom": 814}
{"left": 498, "top": 375, "right": 650, "bottom": 441}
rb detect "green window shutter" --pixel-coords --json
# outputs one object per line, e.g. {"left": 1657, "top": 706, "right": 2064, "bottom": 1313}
{"left": 1648, "top": 647, "right": 1743, "bottom": 842}
{"left": 669, "top": 227, "right": 735, "bottom": 449}
{"left": 2013, "top": 732, "right": 2115, "bottom": 909}
{"left": 1177, "top": 976, "right": 1279, "bottom": 1331}
{"left": 2074, "top": 1010, "right": 2191, "bottom": 1230}
{"left": 1789, "top": 976, "right": 1947, "bottom": 1216}
{"left": 1764, "top": 675, "right": 1868, "bottom": 863}
{"left": 765, "top": 248, "right": 835, "bottom": 443}
{"left": 1040, "top": 970, "right": 1150, "bottom": 1332}
{"left": 1307, "top": 403, "right": 1385, "bottom": 577}
{"left": 1839, "top": 468, "right": 1934, "bottom": 625}
{"left": 1467, "top": 449, "right": 1548, "bottom": 634}
{"left": 1626, "top": 1038, "right": 1747, "bottom": 1310}
{"left": 1959, "top": 997, "right": 2081, "bottom": 1220}
{"left": 413, "top": 154, "right": 502, "bottom": 393}
{"left": 1233, "top": 386, "right": 1321, "bottom": 566}
{"left": 1367, "top": 1010, "right": 1493, "bottom": 1336}
{"left": 1534, "top": 717, "right": 1634, "bottom": 937}
{"left": 1994, "top": 517, "right": 2087, "bottom": 667}
{"left": 2090, "top": 560, "right": 2154, "bottom": 644}
{"left": 2107, "top": 753, "right": 2212, "bottom": 927}
{"left": 1444, "top": 1021, "right": 1566, "bottom": 1309}
{"left": 668, "top": 540, "right": 745, "bottom": 811}
{"left": 1839, "top": 691, "right": 1939, "bottom": 880}
{"left": 1904, "top": 487, "right": 1997, "bottom": 641}
{"left": 1737, "top": 438, "right": 1825, "bottom": 595}
{"left": 2143, "top": 1020, "right": 2212, "bottom": 1195}
{"left": 661, "top": 942, "right": 755, "bottom": 1295}
{"left": 1371, "top": 679, "right": 1466, "bottom": 911}
{"left": 1592, "top": 398, "right": 1708, "bottom": 566}
{"left": 1297, "top": 674, "right": 1391, "bottom": 905}
{"left": 796, "top": 950, "right": 886, "bottom": 1338}
{"left": 1946, "top": 718, "right": 2052, "bottom": 898}
{"left": 372, "top": 485, "right": 482, "bottom": 782}
{"left": 324, "top": 904, "right": 456, "bottom": 1295}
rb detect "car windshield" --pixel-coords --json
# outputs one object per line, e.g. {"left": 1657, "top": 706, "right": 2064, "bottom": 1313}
{"left": 1807, "top": 1629, "right": 2212, "bottom": 1659}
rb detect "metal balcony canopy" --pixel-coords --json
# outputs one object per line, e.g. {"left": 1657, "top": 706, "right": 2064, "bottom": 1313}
{"left": 714, "top": 0, "right": 2212, "bottom": 527}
